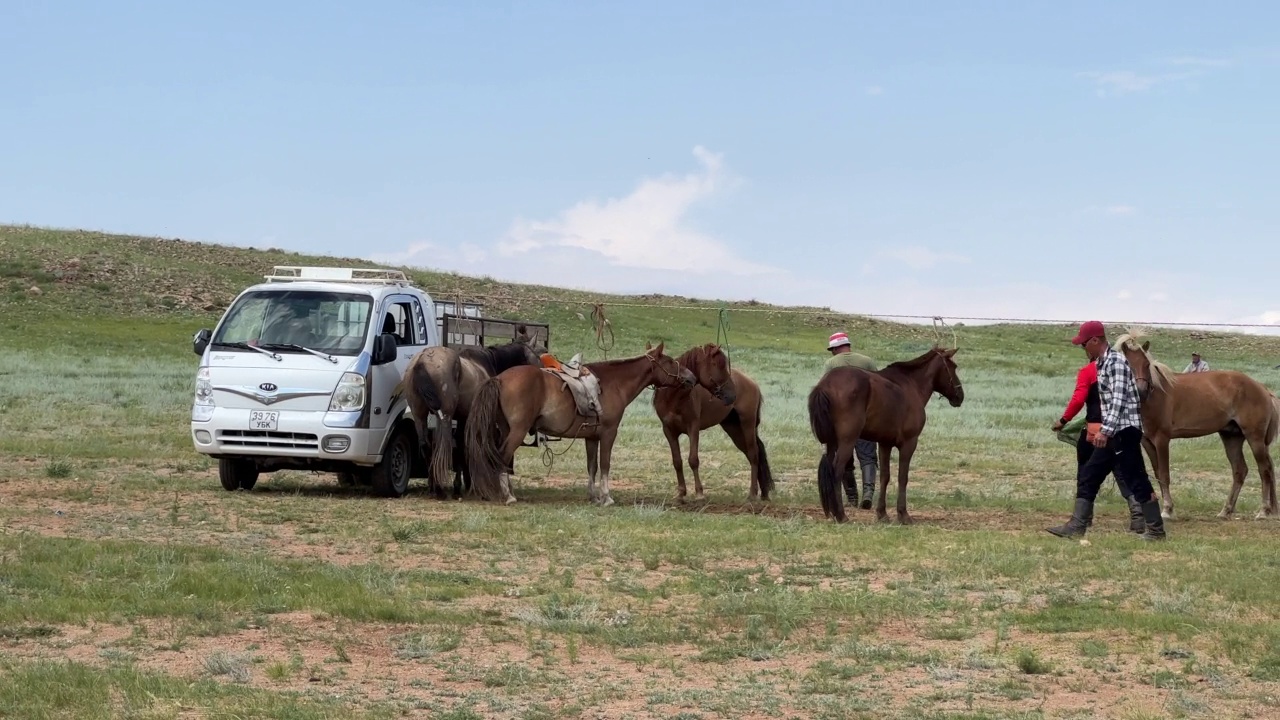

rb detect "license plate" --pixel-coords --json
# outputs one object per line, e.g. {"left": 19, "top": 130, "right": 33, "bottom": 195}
{"left": 249, "top": 410, "right": 279, "bottom": 431}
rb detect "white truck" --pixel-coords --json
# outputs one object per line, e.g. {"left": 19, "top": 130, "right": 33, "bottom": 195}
{"left": 189, "top": 266, "right": 442, "bottom": 497}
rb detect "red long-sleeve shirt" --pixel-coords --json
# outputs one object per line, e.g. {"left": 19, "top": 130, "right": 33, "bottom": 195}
{"left": 1062, "top": 361, "right": 1099, "bottom": 423}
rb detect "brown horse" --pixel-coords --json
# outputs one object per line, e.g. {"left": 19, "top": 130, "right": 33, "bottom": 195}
{"left": 401, "top": 329, "right": 545, "bottom": 499}
{"left": 652, "top": 344, "right": 775, "bottom": 502}
{"left": 465, "top": 342, "right": 696, "bottom": 506}
{"left": 1115, "top": 333, "right": 1279, "bottom": 520}
{"left": 807, "top": 346, "right": 964, "bottom": 524}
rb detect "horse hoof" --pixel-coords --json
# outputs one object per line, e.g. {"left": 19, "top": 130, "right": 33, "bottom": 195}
{"left": 1218, "top": 510, "right": 1233, "bottom": 520}
{"left": 601, "top": 495, "right": 615, "bottom": 507}
{"left": 897, "top": 514, "right": 914, "bottom": 526}
{"left": 875, "top": 512, "right": 890, "bottom": 523}
{"left": 1161, "top": 510, "right": 1173, "bottom": 520}
{"left": 504, "top": 496, "right": 518, "bottom": 505}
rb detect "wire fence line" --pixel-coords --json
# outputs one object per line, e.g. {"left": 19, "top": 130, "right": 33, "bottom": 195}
{"left": 440, "top": 290, "right": 1280, "bottom": 331}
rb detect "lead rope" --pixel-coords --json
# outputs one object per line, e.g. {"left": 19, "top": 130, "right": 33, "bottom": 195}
{"left": 716, "top": 307, "right": 732, "bottom": 370}
{"left": 591, "top": 303, "right": 615, "bottom": 359}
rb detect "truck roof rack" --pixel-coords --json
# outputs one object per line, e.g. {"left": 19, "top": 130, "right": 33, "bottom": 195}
{"left": 263, "top": 266, "right": 413, "bottom": 286}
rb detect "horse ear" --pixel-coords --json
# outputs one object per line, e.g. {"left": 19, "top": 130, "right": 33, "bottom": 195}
{"left": 645, "top": 341, "right": 653, "bottom": 352}
{"left": 654, "top": 341, "right": 665, "bottom": 355}
{"left": 944, "top": 347, "right": 958, "bottom": 357}
{"left": 1141, "top": 341, "right": 1150, "bottom": 351}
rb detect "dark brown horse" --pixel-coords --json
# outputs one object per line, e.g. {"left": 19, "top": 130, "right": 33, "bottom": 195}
{"left": 652, "top": 344, "right": 775, "bottom": 501}
{"left": 808, "top": 346, "right": 964, "bottom": 524}
{"left": 465, "top": 342, "right": 695, "bottom": 506}
{"left": 1115, "top": 332, "right": 1279, "bottom": 520}
{"left": 401, "top": 328, "right": 545, "bottom": 499}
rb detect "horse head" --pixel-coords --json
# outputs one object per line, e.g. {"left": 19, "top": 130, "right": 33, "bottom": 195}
{"left": 693, "top": 343, "right": 736, "bottom": 405}
{"left": 1113, "top": 331, "right": 1174, "bottom": 401}
{"left": 931, "top": 346, "right": 964, "bottom": 407}
{"left": 645, "top": 341, "right": 696, "bottom": 389}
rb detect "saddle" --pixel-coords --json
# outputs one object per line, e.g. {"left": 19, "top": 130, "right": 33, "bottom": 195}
{"left": 540, "top": 353, "right": 603, "bottom": 418}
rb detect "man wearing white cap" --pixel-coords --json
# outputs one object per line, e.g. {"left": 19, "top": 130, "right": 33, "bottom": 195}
{"left": 824, "top": 331, "right": 880, "bottom": 509}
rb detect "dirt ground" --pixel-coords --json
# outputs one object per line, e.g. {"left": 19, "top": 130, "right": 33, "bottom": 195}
{"left": 3, "top": 461, "right": 1278, "bottom": 719}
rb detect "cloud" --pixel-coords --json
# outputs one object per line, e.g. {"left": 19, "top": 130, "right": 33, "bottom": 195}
{"left": 1164, "top": 55, "right": 1234, "bottom": 68}
{"left": 1080, "top": 204, "right": 1139, "bottom": 217}
{"left": 1076, "top": 70, "right": 1201, "bottom": 97}
{"left": 495, "top": 146, "right": 776, "bottom": 277}
{"left": 870, "top": 246, "right": 971, "bottom": 272}
{"left": 864, "top": 85, "right": 884, "bottom": 96}
{"left": 1077, "top": 52, "right": 1242, "bottom": 98}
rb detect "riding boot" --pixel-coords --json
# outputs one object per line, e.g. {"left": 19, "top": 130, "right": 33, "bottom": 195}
{"left": 860, "top": 464, "right": 876, "bottom": 510}
{"left": 842, "top": 463, "right": 858, "bottom": 505}
{"left": 1046, "top": 498, "right": 1093, "bottom": 538}
{"left": 1138, "top": 499, "right": 1166, "bottom": 541}
{"left": 1126, "top": 496, "right": 1145, "bottom": 534}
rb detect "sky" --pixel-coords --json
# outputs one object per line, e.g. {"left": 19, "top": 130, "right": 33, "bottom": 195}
{"left": 3, "top": 1, "right": 1279, "bottom": 332}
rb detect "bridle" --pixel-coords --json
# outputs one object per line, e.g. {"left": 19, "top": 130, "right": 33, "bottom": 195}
{"left": 649, "top": 353, "right": 692, "bottom": 386}
{"left": 934, "top": 348, "right": 962, "bottom": 397}
{"left": 698, "top": 346, "right": 733, "bottom": 399}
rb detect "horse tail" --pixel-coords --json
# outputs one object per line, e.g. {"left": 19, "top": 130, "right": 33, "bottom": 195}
{"left": 1267, "top": 393, "right": 1280, "bottom": 447}
{"left": 408, "top": 358, "right": 454, "bottom": 495}
{"left": 807, "top": 383, "right": 835, "bottom": 445}
{"left": 808, "top": 382, "right": 845, "bottom": 521}
{"left": 755, "top": 436, "right": 774, "bottom": 498}
{"left": 753, "top": 394, "right": 775, "bottom": 498}
{"left": 464, "top": 376, "right": 509, "bottom": 501}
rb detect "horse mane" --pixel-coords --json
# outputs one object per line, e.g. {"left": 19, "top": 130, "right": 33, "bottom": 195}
{"left": 462, "top": 340, "right": 536, "bottom": 375}
{"left": 676, "top": 343, "right": 721, "bottom": 370}
{"left": 883, "top": 345, "right": 949, "bottom": 373}
{"left": 1113, "top": 331, "right": 1178, "bottom": 391}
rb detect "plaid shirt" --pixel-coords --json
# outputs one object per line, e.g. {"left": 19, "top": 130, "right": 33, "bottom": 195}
{"left": 1096, "top": 346, "right": 1143, "bottom": 436}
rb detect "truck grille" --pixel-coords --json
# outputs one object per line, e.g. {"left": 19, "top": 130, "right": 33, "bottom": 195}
{"left": 219, "top": 430, "right": 320, "bottom": 450}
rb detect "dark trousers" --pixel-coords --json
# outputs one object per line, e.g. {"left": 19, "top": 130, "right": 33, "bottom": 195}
{"left": 1077, "top": 426, "right": 1155, "bottom": 502}
{"left": 1076, "top": 432, "right": 1134, "bottom": 500}
{"left": 843, "top": 440, "right": 878, "bottom": 496}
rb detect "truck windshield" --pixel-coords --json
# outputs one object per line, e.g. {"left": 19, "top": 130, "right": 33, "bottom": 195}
{"left": 211, "top": 290, "right": 373, "bottom": 356}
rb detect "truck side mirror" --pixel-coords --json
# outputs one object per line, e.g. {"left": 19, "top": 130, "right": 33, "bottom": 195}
{"left": 192, "top": 328, "right": 212, "bottom": 356}
{"left": 372, "top": 333, "right": 398, "bottom": 365}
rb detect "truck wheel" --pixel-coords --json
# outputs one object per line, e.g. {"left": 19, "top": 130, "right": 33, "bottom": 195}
{"left": 371, "top": 431, "right": 413, "bottom": 498}
{"left": 219, "top": 459, "right": 259, "bottom": 491}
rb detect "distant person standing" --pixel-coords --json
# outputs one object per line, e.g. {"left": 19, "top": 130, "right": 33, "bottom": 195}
{"left": 1184, "top": 352, "right": 1210, "bottom": 373}
{"left": 823, "top": 331, "right": 879, "bottom": 509}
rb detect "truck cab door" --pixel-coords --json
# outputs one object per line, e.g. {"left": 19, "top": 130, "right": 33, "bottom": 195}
{"left": 369, "top": 294, "right": 429, "bottom": 446}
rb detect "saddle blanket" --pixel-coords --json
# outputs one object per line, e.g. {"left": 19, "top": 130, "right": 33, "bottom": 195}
{"left": 540, "top": 353, "right": 603, "bottom": 418}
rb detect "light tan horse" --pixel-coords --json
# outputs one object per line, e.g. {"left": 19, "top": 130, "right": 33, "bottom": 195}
{"left": 465, "top": 342, "right": 696, "bottom": 506}
{"left": 1115, "top": 332, "right": 1279, "bottom": 520}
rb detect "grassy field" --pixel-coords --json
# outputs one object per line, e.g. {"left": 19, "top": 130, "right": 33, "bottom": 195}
{"left": 2, "top": 224, "right": 1280, "bottom": 719}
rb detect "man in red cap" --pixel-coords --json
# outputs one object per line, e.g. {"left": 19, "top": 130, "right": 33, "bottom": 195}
{"left": 824, "top": 331, "right": 880, "bottom": 508}
{"left": 1047, "top": 320, "right": 1166, "bottom": 540}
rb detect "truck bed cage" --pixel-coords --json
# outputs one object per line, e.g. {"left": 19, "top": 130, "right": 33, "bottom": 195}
{"left": 264, "top": 266, "right": 413, "bottom": 286}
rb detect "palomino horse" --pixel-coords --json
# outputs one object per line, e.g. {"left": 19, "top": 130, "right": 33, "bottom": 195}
{"left": 401, "top": 329, "right": 545, "bottom": 499}
{"left": 652, "top": 344, "right": 775, "bottom": 502}
{"left": 1114, "top": 333, "right": 1279, "bottom": 520}
{"left": 807, "top": 346, "right": 964, "bottom": 524}
{"left": 465, "top": 342, "right": 696, "bottom": 506}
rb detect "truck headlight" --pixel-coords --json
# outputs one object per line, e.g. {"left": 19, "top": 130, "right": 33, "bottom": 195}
{"left": 195, "top": 367, "right": 214, "bottom": 405}
{"left": 193, "top": 367, "right": 215, "bottom": 422}
{"left": 329, "top": 372, "right": 366, "bottom": 412}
